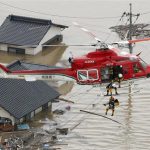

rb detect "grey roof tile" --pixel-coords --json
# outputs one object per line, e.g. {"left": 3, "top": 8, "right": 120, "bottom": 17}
{"left": 7, "top": 60, "right": 62, "bottom": 71}
{"left": 0, "top": 15, "right": 67, "bottom": 46}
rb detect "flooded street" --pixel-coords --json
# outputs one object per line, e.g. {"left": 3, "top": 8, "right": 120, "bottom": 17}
{"left": 0, "top": 0, "right": 150, "bottom": 149}
{"left": 53, "top": 78, "right": 150, "bottom": 150}
{"left": 0, "top": 46, "right": 67, "bottom": 65}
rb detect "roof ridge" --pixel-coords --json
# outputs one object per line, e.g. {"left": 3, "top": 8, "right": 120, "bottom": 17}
{"left": 9, "top": 14, "right": 52, "bottom": 25}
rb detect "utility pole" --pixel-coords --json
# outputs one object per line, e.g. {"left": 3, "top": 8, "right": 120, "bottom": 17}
{"left": 120, "top": 4, "right": 140, "bottom": 106}
{"left": 129, "top": 3, "right": 133, "bottom": 54}
{"left": 121, "top": 3, "right": 140, "bottom": 54}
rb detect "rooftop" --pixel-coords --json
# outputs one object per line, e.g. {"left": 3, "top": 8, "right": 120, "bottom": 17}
{"left": 7, "top": 60, "right": 62, "bottom": 71}
{"left": 0, "top": 78, "right": 60, "bottom": 119}
{"left": 0, "top": 15, "right": 68, "bottom": 46}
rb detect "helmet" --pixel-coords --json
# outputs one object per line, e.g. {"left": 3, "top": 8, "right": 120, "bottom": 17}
{"left": 118, "top": 73, "right": 123, "bottom": 78}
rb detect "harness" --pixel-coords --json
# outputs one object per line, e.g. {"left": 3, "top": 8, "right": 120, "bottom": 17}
{"left": 108, "top": 97, "right": 115, "bottom": 109}
{"left": 106, "top": 82, "right": 113, "bottom": 89}
{"left": 109, "top": 101, "right": 115, "bottom": 109}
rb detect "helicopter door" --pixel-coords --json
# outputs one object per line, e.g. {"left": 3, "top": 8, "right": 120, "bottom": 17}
{"left": 77, "top": 69, "right": 98, "bottom": 81}
{"left": 100, "top": 67, "right": 113, "bottom": 82}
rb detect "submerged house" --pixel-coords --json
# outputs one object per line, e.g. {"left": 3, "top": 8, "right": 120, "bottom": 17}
{"left": 0, "top": 78, "right": 60, "bottom": 125}
{"left": 0, "top": 15, "right": 68, "bottom": 55}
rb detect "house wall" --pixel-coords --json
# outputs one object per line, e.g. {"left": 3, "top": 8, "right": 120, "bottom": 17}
{"left": 0, "top": 44, "right": 7, "bottom": 51}
{"left": 0, "top": 107, "right": 15, "bottom": 125}
{"left": 25, "top": 47, "right": 35, "bottom": 55}
{"left": 0, "top": 44, "right": 35, "bottom": 55}
{"left": 35, "top": 106, "right": 42, "bottom": 114}
{"left": 34, "top": 25, "right": 62, "bottom": 55}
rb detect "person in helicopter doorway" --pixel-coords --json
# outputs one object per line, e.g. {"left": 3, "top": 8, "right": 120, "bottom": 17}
{"left": 117, "top": 73, "right": 123, "bottom": 88}
{"left": 106, "top": 80, "right": 118, "bottom": 96}
{"left": 104, "top": 96, "right": 119, "bottom": 116}
{"left": 116, "top": 65, "right": 123, "bottom": 88}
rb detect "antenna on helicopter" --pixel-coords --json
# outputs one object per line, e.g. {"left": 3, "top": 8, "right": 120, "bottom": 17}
{"left": 68, "top": 51, "right": 74, "bottom": 63}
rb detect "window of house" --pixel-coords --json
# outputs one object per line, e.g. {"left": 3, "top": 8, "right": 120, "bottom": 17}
{"left": 8, "top": 47, "right": 25, "bottom": 54}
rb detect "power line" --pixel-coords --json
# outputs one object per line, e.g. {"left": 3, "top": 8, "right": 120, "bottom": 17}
{"left": 127, "top": 3, "right": 140, "bottom": 54}
{"left": 0, "top": 1, "right": 121, "bottom": 20}
{"left": 118, "top": 4, "right": 140, "bottom": 54}
{"left": 0, "top": 1, "right": 150, "bottom": 20}
{"left": 141, "top": 11, "right": 150, "bottom": 15}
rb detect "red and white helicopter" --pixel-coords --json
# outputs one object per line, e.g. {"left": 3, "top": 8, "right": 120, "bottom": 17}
{"left": 0, "top": 23, "right": 150, "bottom": 85}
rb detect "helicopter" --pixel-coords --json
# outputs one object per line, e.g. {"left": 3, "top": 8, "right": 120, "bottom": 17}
{"left": 0, "top": 23, "right": 150, "bottom": 85}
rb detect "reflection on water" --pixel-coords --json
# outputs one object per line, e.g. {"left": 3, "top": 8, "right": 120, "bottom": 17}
{"left": 123, "top": 83, "right": 133, "bottom": 150}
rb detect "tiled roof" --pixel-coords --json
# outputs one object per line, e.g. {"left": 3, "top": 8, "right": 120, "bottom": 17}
{"left": 7, "top": 60, "right": 62, "bottom": 71}
{"left": 0, "top": 15, "right": 67, "bottom": 46}
{"left": 0, "top": 78, "right": 60, "bottom": 119}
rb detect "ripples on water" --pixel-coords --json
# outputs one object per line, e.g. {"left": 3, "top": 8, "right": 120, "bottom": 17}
{"left": 53, "top": 78, "right": 150, "bottom": 150}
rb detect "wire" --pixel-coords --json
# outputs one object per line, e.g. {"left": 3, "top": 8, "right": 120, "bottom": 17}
{"left": 141, "top": 11, "right": 150, "bottom": 15}
{"left": 104, "top": 15, "right": 123, "bottom": 42}
{"left": 1, "top": 1, "right": 150, "bottom": 20}
{"left": 0, "top": 1, "right": 121, "bottom": 20}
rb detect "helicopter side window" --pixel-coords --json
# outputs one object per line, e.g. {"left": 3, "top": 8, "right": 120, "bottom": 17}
{"left": 77, "top": 69, "right": 98, "bottom": 81}
{"left": 88, "top": 69, "right": 99, "bottom": 80}
{"left": 77, "top": 70, "right": 88, "bottom": 81}
{"left": 140, "top": 59, "right": 147, "bottom": 69}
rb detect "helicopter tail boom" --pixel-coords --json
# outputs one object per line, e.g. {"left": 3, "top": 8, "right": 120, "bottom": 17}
{"left": 0, "top": 64, "right": 11, "bottom": 73}
{"left": 0, "top": 63, "right": 76, "bottom": 80}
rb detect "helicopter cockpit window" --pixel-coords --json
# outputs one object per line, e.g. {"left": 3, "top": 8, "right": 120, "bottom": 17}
{"left": 133, "top": 63, "right": 141, "bottom": 73}
{"left": 140, "top": 59, "right": 147, "bottom": 69}
{"left": 118, "top": 51, "right": 129, "bottom": 56}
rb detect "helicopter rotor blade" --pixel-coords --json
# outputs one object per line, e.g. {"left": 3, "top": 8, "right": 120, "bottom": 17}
{"left": 112, "top": 41, "right": 129, "bottom": 45}
{"left": 112, "top": 37, "right": 150, "bottom": 45}
{"left": 73, "top": 22, "right": 101, "bottom": 43}
{"left": 128, "top": 37, "right": 150, "bottom": 44}
{"left": 136, "top": 52, "right": 142, "bottom": 56}
{"left": 42, "top": 44, "right": 95, "bottom": 46}
{"left": 17, "top": 44, "right": 96, "bottom": 48}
